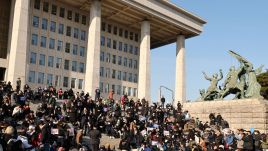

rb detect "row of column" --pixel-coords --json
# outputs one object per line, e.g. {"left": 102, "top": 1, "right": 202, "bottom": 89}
{"left": 7, "top": 0, "right": 186, "bottom": 105}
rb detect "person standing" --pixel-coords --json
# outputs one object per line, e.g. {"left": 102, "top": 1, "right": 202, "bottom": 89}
{"left": 16, "top": 78, "right": 21, "bottom": 92}
{"left": 95, "top": 88, "right": 101, "bottom": 101}
{"left": 89, "top": 126, "right": 101, "bottom": 151}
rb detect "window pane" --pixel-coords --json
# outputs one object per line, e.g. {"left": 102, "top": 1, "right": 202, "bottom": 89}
{"left": 63, "top": 77, "right": 69, "bottom": 87}
{"left": 79, "top": 63, "right": 84, "bottom": 73}
{"left": 31, "top": 34, "right": 38, "bottom": 46}
{"left": 72, "top": 61, "right": 77, "bottom": 72}
{"left": 58, "top": 24, "right": 64, "bottom": 34}
{"left": 82, "top": 15, "right": 87, "bottom": 25}
{"left": 34, "top": 0, "right": 40, "bottom": 10}
{"left": 78, "top": 79, "right": 83, "bottom": 89}
{"left": 39, "top": 54, "right": 45, "bottom": 66}
{"left": 33, "top": 16, "right": 39, "bottom": 27}
{"left": 49, "top": 38, "right": 55, "bottom": 49}
{"left": 75, "top": 13, "right": 80, "bottom": 22}
{"left": 47, "top": 74, "right": 53, "bottom": 85}
{"left": 57, "top": 40, "right": 63, "bottom": 51}
{"left": 56, "top": 58, "right": 62, "bottom": 68}
{"left": 74, "top": 28, "right": 79, "bottom": 39}
{"left": 38, "top": 72, "right": 44, "bottom": 84}
{"left": 65, "top": 43, "right": 70, "bottom": 53}
{"left": 51, "top": 4, "right": 57, "bottom": 15}
{"left": 48, "top": 56, "right": 54, "bottom": 67}
{"left": 81, "top": 30, "right": 86, "bottom": 41}
{"left": 28, "top": 71, "right": 35, "bottom": 83}
{"left": 41, "top": 36, "right": 47, "bottom": 48}
{"left": 67, "top": 10, "right": 72, "bottom": 20}
{"left": 71, "top": 78, "right": 76, "bottom": 88}
{"left": 73, "top": 44, "right": 78, "bottom": 55}
{"left": 60, "top": 7, "right": 65, "bottom": 18}
{"left": 42, "top": 18, "right": 48, "bottom": 30}
{"left": 30, "top": 52, "right": 36, "bottom": 64}
{"left": 43, "top": 2, "right": 49, "bottom": 12}
{"left": 50, "top": 21, "right": 56, "bottom": 32}
{"left": 80, "top": 46, "right": 85, "bottom": 57}
{"left": 66, "top": 26, "right": 71, "bottom": 36}
{"left": 64, "top": 60, "right": 69, "bottom": 70}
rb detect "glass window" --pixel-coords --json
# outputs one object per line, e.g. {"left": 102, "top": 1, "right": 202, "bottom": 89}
{"left": 28, "top": 71, "right": 35, "bottom": 83}
{"left": 49, "top": 38, "right": 55, "bottom": 49}
{"left": 78, "top": 79, "right": 83, "bottom": 89}
{"left": 113, "top": 26, "right": 117, "bottom": 35}
{"left": 72, "top": 61, "right": 77, "bottom": 72}
{"left": 39, "top": 54, "right": 45, "bottom": 66}
{"left": 130, "top": 32, "right": 134, "bottom": 40}
{"left": 43, "top": 2, "right": 49, "bottom": 12}
{"left": 80, "top": 46, "right": 85, "bottom": 57}
{"left": 81, "top": 30, "right": 86, "bottom": 41}
{"left": 129, "top": 59, "right": 132, "bottom": 68}
{"left": 134, "top": 47, "right": 139, "bottom": 55}
{"left": 41, "top": 18, "right": 48, "bottom": 30}
{"left": 107, "top": 24, "right": 112, "bottom": 33}
{"left": 101, "top": 22, "right": 106, "bottom": 31}
{"left": 55, "top": 75, "right": 61, "bottom": 87}
{"left": 64, "top": 59, "right": 69, "bottom": 70}
{"left": 56, "top": 57, "right": 62, "bottom": 68}
{"left": 48, "top": 56, "right": 54, "bottom": 67}
{"left": 106, "top": 53, "right": 110, "bottom": 63}
{"left": 51, "top": 4, "right": 57, "bottom": 15}
{"left": 117, "top": 85, "right": 121, "bottom": 95}
{"left": 124, "top": 30, "right": 128, "bottom": 39}
{"left": 134, "top": 74, "right": 138, "bottom": 83}
{"left": 63, "top": 77, "right": 69, "bottom": 87}
{"left": 60, "top": 7, "right": 65, "bottom": 18}
{"left": 73, "top": 44, "right": 78, "bottom": 55}
{"left": 101, "top": 36, "right": 105, "bottom": 46}
{"left": 112, "top": 85, "right": 115, "bottom": 92}
{"left": 71, "top": 78, "right": 76, "bottom": 88}
{"left": 112, "top": 69, "right": 116, "bottom": 79}
{"left": 33, "top": 16, "right": 39, "bottom": 27}
{"left": 74, "top": 28, "right": 79, "bottom": 39}
{"left": 118, "top": 56, "right": 122, "bottom": 65}
{"left": 128, "top": 73, "right": 132, "bottom": 82}
{"left": 117, "top": 71, "right": 121, "bottom": 80}
{"left": 118, "top": 42, "right": 122, "bottom": 51}
{"left": 82, "top": 15, "right": 86, "bottom": 25}
{"left": 105, "top": 68, "right": 110, "bottom": 78}
{"left": 58, "top": 23, "right": 64, "bottom": 34}
{"left": 30, "top": 52, "right": 37, "bottom": 64}
{"left": 100, "top": 51, "right": 105, "bottom": 61}
{"left": 66, "top": 26, "right": 71, "bottom": 36}
{"left": 79, "top": 63, "right": 84, "bottom": 73}
{"left": 65, "top": 43, "right": 70, "bottom": 53}
{"left": 133, "top": 88, "right": 137, "bottom": 97}
{"left": 38, "top": 72, "right": 45, "bottom": 84}
{"left": 67, "top": 10, "right": 72, "bottom": 20}
{"left": 47, "top": 74, "right": 53, "bottom": 85}
{"left": 41, "top": 36, "right": 47, "bottom": 48}
{"left": 135, "top": 33, "right": 139, "bottom": 42}
{"left": 105, "top": 83, "right": 109, "bottom": 93}
{"left": 129, "top": 45, "right": 133, "bottom": 54}
{"left": 31, "top": 34, "right": 38, "bottom": 46}
{"left": 124, "top": 43, "right": 128, "bottom": 52}
{"left": 128, "top": 87, "right": 132, "bottom": 96}
{"left": 123, "top": 57, "right": 127, "bottom": 67}
{"left": 100, "top": 67, "right": 104, "bottom": 77}
{"left": 34, "top": 0, "right": 40, "bottom": 10}
{"left": 50, "top": 21, "right": 56, "bottom": 32}
{"left": 119, "top": 28, "right": 123, "bottom": 37}
{"left": 134, "top": 60, "right": 138, "bottom": 69}
{"left": 113, "top": 40, "right": 117, "bottom": 49}
{"left": 57, "top": 40, "right": 63, "bottom": 51}
{"left": 107, "top": 38, "right": 111, "bottom": 48}
{"left": 123, "top": 72, "right": 127, "bottom": 81}
{"left": 75, "top": 13, "right": 80, "bottom": 22}
{"left": 112, "top": 55, "right": 116, "bottom": 64}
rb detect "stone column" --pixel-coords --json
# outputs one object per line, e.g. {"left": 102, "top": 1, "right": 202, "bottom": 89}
{"left": 85, "top": 0, "right": 101, "bottom": 97}
{"left": 138, "top": 21, "right": 151, "bottom": 102}
{"left": 6, "top": 0, "right": 30, "bottom": 87}
{"left": 174, "top": 35, "right": 186, "bottom": 106}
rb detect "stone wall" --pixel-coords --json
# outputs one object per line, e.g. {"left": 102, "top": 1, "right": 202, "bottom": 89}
{"left": 183, "top": 99, "right": 268, "bottom": 133}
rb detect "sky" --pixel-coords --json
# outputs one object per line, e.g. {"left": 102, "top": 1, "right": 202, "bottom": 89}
{"left": 151, "top": 0, "right": 268, "bottom": 103}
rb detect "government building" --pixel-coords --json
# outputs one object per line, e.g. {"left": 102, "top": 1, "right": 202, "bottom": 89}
{"left": 0, "top": 0, "right": 205, "bottom": 103}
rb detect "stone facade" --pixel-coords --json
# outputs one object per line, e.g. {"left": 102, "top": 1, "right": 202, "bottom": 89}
{"left": 183, "top": 99, "right": 268, "bottom": 133}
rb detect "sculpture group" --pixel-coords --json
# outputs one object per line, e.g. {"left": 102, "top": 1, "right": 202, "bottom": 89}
{"left": 200, "top": 50, "right": 264, "bottom": 101}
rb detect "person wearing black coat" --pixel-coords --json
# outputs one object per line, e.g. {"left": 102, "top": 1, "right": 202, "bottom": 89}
{"left": 89, "top": 126, "right": 101, "bottom": 151}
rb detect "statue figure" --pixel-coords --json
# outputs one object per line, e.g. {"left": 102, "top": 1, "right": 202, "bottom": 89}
{"left": 199, "top": 50, "right": 264, "bottom": 101}
{"left": 202, "top": 69, "right": 223, "bottom": 100}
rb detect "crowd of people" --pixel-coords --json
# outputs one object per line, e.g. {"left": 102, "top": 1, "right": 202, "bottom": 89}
{"left": 1, "top": 80, "right": 268, "bottom": 151}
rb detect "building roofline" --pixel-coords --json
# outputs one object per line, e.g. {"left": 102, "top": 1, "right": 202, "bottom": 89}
{"left": 160, "top": 0, "right": 207, "bottom": 24}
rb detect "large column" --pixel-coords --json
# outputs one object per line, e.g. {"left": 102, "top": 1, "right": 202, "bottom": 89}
{"left": 6, "top": 0, "right": 30, "bottom": 87}
{"left": 174, "top": 35, "right": 186, "bottom": 106}
{"left": 138, "top": 21, "right": 151, "bottom": 102}
{"left": 85, "top": 0, "right": 101, "bottom": 97}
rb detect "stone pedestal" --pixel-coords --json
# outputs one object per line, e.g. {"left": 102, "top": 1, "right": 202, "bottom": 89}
{"left": 183, "top": 99, "right": 268, "bottom": 133}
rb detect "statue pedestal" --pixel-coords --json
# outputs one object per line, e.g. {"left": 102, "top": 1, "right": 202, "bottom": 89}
{"left": 183, "top": 99, "right": 268, "bottom": 133}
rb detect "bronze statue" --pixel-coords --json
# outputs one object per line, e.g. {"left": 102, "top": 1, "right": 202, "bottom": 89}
{"left": 200, "top": 50, "right": 264, "bottom": 101}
